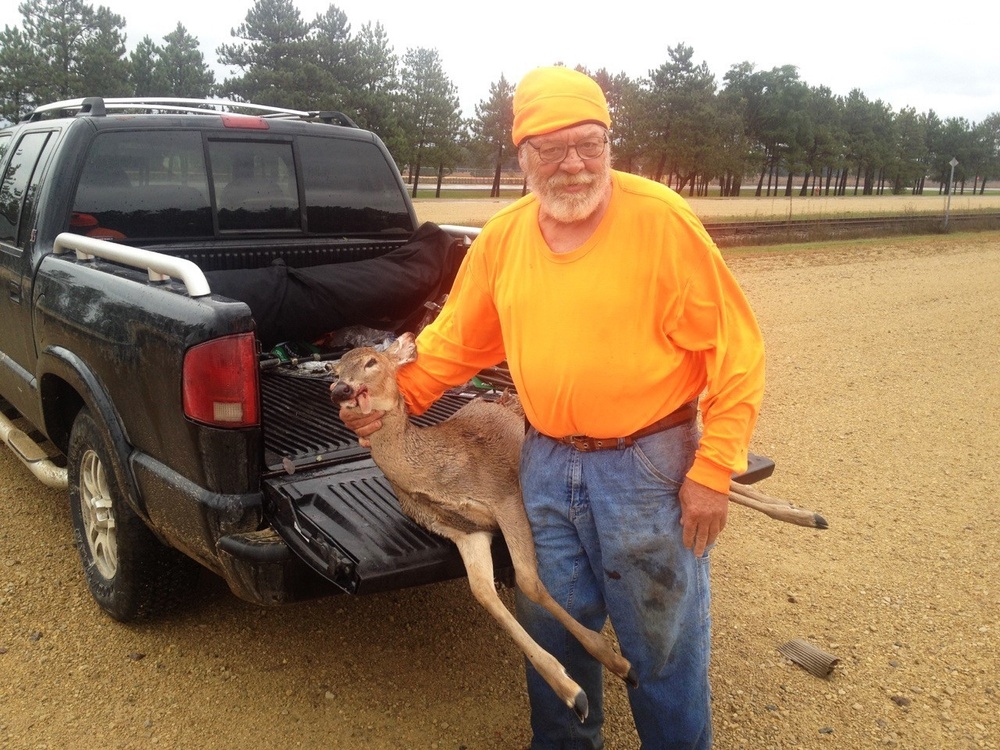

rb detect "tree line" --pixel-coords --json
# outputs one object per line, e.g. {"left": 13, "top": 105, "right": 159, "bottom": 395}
{"left": 3, "top": 0, "right": 999, "bottom": 198}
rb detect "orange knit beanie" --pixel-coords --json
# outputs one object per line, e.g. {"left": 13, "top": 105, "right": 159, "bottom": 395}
{"left": 512, "top": 67, "right": 611, "bottom": 146}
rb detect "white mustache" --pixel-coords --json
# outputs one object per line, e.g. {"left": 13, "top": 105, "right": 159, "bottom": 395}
{"left": 548, "top": 174, "right": 596, "bottom": 189}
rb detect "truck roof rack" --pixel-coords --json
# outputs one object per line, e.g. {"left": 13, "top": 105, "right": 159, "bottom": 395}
{"left": 23, "top": 97, "right": 358, "bottom": 128}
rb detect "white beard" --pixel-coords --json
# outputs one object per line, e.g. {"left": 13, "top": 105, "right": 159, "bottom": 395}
{"left": 527, "top": 155, "right": 611, "bottom": 224}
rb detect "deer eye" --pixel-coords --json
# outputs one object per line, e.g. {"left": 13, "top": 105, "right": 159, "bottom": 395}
{"left": 364, "top": 357, "right": 378, "bottom": 368}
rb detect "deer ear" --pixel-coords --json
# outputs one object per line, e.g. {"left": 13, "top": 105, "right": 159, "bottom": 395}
{"left": 388, "top": 332, "right": 418, "bottom": 365}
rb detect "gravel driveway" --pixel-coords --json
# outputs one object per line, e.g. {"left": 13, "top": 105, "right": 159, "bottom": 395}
{"left": 1, "top": 231, "right": 998, "bottom": 749}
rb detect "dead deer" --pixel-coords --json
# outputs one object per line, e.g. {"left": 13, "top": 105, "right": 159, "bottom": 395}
{"left": 329, "top": 332, "right": 637, "bottom": 721}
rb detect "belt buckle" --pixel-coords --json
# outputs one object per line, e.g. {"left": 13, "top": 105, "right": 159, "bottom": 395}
{"left": 571, "top": 436, "right": 618, "bottom": 451}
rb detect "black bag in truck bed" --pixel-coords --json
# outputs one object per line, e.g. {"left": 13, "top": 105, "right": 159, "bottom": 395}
{"left": 204, "top": 222, "right": 465, "bottom": 349}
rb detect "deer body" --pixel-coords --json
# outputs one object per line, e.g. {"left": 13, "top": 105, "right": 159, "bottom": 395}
{"left": 369, "top": 400, "right": 521, "bottom": 538}
{"left": 330, "top": 333, "right": 636, "bottom": 721}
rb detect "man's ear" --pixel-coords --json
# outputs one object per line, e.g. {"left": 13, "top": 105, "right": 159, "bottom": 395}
{"left": 517, "top": 144, "right": 528, "bottom": 173}
{"left": 388, "top": 332, "right": 417, "bottom": 365}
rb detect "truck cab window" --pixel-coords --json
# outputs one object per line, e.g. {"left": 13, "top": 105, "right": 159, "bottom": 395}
{"left": 298, "top": 135, "right": 412, "bottom": 234}
{"left": 0, "top": 131, "right": 52, "bottom": 248}
{"left": 208, "top": 140, "right": 299, "bottom": 232}
{"left": 72, "top": 131, "right": 213, "bottom": 240}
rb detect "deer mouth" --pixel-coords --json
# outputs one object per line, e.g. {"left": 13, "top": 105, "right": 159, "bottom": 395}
{"left": 355, "top": 386, "right": 372, "bottom": 414}
{"left": 331, "top": 382, "right": 372, "bottom": 413}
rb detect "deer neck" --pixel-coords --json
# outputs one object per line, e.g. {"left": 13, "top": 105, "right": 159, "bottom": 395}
{"left": 366, "top": 399, "right": 412, "bottom": 462}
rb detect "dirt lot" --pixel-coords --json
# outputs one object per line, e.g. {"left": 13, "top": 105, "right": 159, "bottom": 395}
{"left": 2, "top": 228, "right": 999, "bottom": 749}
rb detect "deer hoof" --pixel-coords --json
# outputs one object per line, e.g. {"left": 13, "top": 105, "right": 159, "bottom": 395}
{"left": 624, "top": 665, "right": 639, "bottom": 688}
{"left": 572, "top": 690, "right": 589, "bottom": 722}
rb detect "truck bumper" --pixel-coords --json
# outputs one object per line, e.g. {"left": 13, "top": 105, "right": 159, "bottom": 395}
{"left": 216, "top": 528, "right": 341, "bottom": 605}
{"left": 130, "top": 451, "right": 336, "bottom": 606}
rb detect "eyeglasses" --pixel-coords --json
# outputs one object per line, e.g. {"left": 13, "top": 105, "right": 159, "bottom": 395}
{"left": 525, "top": 134, "right": 609, "bottom": 164}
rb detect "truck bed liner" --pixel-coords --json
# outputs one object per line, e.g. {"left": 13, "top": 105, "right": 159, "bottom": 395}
{"left": 260, "top": 370, "right": 480, "bottom": 472}
{"left": 266, "top": 462, "right": 480, "bottom": 595}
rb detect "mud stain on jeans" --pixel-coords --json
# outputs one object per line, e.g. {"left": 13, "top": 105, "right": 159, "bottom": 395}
{"left": 630, "top": 553, "right": 684, "bottom": 612}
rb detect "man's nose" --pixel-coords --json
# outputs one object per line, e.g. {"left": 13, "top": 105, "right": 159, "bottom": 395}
{"left": 558, "top": 146, "right": 586, "bottom": 171}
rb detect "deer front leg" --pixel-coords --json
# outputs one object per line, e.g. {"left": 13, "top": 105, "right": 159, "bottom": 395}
{"left": 494, "top": 499, "right": 638, "bottom": 688}
{"left": 453, "top": 531, "right": 589, "bottom": 722}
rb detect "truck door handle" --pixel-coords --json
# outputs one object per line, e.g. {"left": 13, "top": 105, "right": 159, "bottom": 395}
{"left": 7, "top": 280, "right": 20, "bottom": 303}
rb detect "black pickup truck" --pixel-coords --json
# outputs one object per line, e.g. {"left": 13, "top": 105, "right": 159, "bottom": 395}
{"left": 0, "top": 97, "right": 773, "bottom": 622}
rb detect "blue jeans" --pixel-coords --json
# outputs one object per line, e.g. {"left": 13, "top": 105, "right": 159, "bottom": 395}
{"left": 515, "top": 421, "right": 713, "bottom": 750}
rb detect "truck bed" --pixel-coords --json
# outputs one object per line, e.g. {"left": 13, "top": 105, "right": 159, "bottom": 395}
{"left": 260, "top": 366, "right": 494, "bottom": 473}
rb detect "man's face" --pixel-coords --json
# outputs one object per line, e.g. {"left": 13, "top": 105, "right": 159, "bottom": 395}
{"left": 519, "top": 123, "right": 612, "bottom": 224}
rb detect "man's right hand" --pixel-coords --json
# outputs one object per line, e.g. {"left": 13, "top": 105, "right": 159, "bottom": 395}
{"left": 338, "top": 404, "right": 384, "bottom": 448}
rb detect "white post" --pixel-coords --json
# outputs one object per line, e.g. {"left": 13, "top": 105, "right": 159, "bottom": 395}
{"left": 945, "top": 157, "right": 958, "bottom": 229}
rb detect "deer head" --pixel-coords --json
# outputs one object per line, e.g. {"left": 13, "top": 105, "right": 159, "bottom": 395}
{"left": 329, "top": 332, "right": 417, "bottom": 414}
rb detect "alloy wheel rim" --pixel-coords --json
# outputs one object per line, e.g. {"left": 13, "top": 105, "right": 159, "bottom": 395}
{"left": 79, "top": 448, "right": 117, "bottom": 579}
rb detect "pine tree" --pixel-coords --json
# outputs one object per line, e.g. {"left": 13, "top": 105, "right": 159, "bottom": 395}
{"left": 471, "top": 75, "right": 514, "bottom": 197}
{"left": 129, "top": 36, "right": 163, "bottom": 97}
{"left": 0, "top": 25, "right": 41, "bottom": 122}
{"left": 217, "top": 0, "right": 319, "bottom": 108}
{"left": 398, "top": 47, "right": 462, "bottom": 196}
{"left": 75, "top": 5, "right": 130, "bottom": 97}
{"left": 158, "top": 23, "right": 215, "bottom": 98}
{"left": 18, "top": 0, "right": 97, "bottom": 100}
{"left": 346, "top": 22, "right": 402, "bottom": 151}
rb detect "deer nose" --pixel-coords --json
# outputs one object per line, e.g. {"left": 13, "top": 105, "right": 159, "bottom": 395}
{"left": 330, "top": 381, "right": 354, "bottom": 403}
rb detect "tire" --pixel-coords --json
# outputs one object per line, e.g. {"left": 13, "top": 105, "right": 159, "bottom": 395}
{"left": 68, "top": 408, "right": 199, "bottom": 621}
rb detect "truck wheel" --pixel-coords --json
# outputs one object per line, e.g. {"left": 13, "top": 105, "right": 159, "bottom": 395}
{"left": 68, "top": 409, "right": 198, "bottom": 621}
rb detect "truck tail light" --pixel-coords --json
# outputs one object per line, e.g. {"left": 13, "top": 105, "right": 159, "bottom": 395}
{"left": 183, "top": 333, "right": 260, "bottom": 427}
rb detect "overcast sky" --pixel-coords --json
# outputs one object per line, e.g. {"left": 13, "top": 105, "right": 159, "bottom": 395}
{"left": 10, "top": 0, "right": 1000, "bottom": 124}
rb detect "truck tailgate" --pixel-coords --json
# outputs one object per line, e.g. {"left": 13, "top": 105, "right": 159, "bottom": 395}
{"left": 266, "top": 460, "right": 477, "bottom": 594}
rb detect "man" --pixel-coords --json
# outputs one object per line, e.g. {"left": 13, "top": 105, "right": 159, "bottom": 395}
{"left": 340, "top": 66, "right": 765, "bottom": 749}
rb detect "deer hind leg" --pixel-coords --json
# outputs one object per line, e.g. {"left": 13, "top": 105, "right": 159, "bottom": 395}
{"left": 494, "top": 498, "right": 638, "bottom": 688}
{"left": 453, "top": 531, "right": 589, "bottom": 722}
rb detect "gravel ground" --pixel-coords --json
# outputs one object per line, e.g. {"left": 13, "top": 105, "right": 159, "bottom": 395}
{"left": 1, "top": 230, "right": 999, "bottom": 749}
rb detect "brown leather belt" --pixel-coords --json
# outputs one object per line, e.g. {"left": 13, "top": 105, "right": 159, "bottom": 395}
{"left": 557, "top": 401, "right": 697, "bottom": 452}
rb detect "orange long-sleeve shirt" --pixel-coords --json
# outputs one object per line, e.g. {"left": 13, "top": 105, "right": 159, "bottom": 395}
{"left": 397, "top": 170, "right": 765, "bottom": 493}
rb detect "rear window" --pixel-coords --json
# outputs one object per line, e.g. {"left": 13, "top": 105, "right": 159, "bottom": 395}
{"left": 298, "top": 135, "right": 412, "bottom": 233}
{"left": 209, "top": 139, "right": 299, "bottom": 232}
{"left": 70, "top": 128, "right": 412, "bottom": 241}
{"left": 71, "top": 130, "right": 213, "bottom": 240}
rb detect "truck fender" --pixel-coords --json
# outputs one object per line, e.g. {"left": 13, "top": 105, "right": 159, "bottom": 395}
{"left": 38, "top": 344, "right": 146, "bottom": 520}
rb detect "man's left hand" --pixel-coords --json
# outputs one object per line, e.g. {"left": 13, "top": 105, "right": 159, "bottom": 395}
{"left": 679, "top": 478, "right": 729, "bottom": 557}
